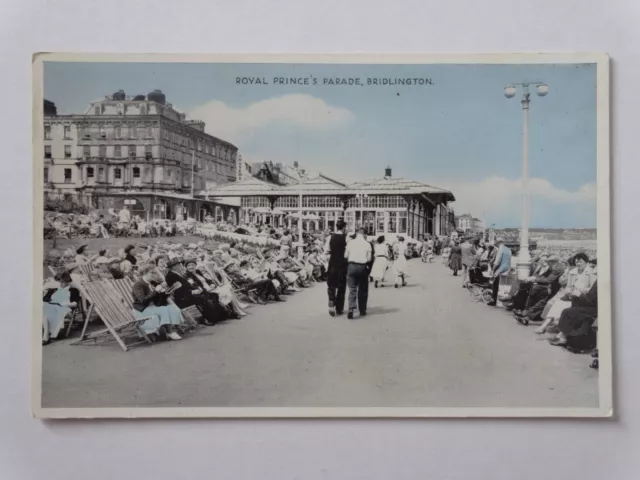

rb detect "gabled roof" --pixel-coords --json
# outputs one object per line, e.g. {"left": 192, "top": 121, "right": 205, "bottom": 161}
{"left": 199, "top": 174, "right": 455, "bottom": 202}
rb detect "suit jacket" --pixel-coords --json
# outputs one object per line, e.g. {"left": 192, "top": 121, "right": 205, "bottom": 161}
{"left": 533, "top": 263, "right": 565, "bottom": 295}
{"left": 132, "top": 279, "right": 169, "bottom": 312}
{"left": 166, "top": 270, "right": 198, "bottom": 308}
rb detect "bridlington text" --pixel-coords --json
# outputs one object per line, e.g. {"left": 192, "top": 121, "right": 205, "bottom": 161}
{"left": 235, "top": 77, "right": 434, "bottom": 86}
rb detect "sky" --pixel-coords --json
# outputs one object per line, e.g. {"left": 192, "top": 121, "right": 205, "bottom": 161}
{"left": 43, "top": 61, "right": 598, "bottom": 228}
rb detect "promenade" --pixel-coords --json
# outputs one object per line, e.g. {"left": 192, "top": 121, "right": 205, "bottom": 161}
{"left": 41, "top": 258, "right": 599, "bottom": 409}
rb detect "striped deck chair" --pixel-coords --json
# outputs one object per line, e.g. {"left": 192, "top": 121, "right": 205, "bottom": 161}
{"left": 203, "top": 261, "right": 259, "bottom": 304}
{"left": 76, "top": 263, "right": 97, "bottom": 281}
{"left": 73, "top": 278, "right": 201, "bottom": 352}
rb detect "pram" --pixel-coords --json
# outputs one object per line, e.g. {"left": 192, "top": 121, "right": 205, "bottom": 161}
{"left": 466, "top": 263, "right": 494, "bottom": 303}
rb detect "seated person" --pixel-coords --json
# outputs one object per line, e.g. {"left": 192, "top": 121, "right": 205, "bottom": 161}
{"left": 182, "top": 257, "right": 240, "bottom": 323}
{"left": 513, "top": 256, "right": 565, "bottom": 323}
{"left": 225, "top": 261, "right": 283, "bottom": 303}
{"left": 42, "top": 272, "right": 79, "bottom": 345}
{"left": 549, "top": 280, "right": 598, "bottom": 351}
{"left": 535, "top": 253, "right": 596, "bottom": 334}
{"left": 132, "top": 265, "right": 184, "bottom": 341}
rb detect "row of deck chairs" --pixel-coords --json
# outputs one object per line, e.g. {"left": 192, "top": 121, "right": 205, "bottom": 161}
{"left": 47, "top": 253, "right": 291, "bottom": 351}
{"left": 47, "top": 264, "right": 201, "bottom": 352}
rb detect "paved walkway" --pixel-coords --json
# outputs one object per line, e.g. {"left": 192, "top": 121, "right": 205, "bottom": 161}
{"left": 41, "top": 258, "right": 599, "bottom": 408}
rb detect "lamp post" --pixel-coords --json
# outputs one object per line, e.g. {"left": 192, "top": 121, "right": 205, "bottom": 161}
{"left": 504, "top": 82, "right": 548, "bottom": 279}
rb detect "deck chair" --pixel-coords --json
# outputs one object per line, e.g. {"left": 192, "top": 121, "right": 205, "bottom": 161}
{"left": 76, "top": 263, "right": 97, "bottom": 281}
{"left": 204, "top": 261, "right": 259, "bottom": 304}
{"left": 73, "top": 278, "right": 200, "bottom": 352}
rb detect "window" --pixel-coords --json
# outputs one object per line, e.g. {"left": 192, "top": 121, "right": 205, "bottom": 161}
{"left": 114, "top": 145, "right": 121, "bottom": 157}
{"left": 64, "top": 168, "right": 72, "bottom": 183}
{"left": 167, "top": 169, "right": 172, "bottom": 179}
{"left": 140, "top": 105, "right": 147, "bottom": 115}
{"left": 129, "top": 145, "right": 136, "bottom": 158}
{"left": 83, "top": 145, "right": 90, "bottom": 158}
{"left": 376, "top": 211, "right": 385, "bottom": 232}
{"left": 144, "top": 167, "right": 151, "bottom": 181}
{"left": 133, "top": 167, "right": 141, "bottom": 178}
{"left": 114, "top": 168, "right": 122, "bottom": 179}
{"left": 64, "top": 145, "right": 71, "bottom": 158}
{"left": 44, "top": 126, "right": 51, "bottom": 139}
{"left": 146, "top": 126, "right": 152, "bottom": 138}
{"left": 100, "top": 126, "right": 107, "bottom": 139}
{"left": 63, "top": 126, "right": 71, "bottom": 139}
{"left": 94, "top": 106, "right": 100, "bottom": 115}
{"left": 98, "top": 145, "right": 106, "bottom": 158}
{"left": 44, "top": 145, "right": 52, "bottom": 158}
{"left": 115, "top": 126, "right": 122, "bottom": 139}
{"left": 145, "top": 145, "right": 152, "bottom": 160}
{"left": 215, "top": 206, "right": 223, "bottom": 222}
{"left": 388, "top": 212, "right": 397, "bottom": 233}
{"left": 398, "top": 211, "right": 408, "bottom": 234}
{"left": 44, "top": 167, "right": 49, "bottom": 183}
{"left": 87, "top": 167, "right": 94, "bottom": 178}
{"left": 130, "top": 126, "right": 137, "bottom": 139}
{"left": 98, "top": 167, "right": 105, "bottom": 181}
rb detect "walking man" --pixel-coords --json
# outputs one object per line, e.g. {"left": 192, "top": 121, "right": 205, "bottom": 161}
{"left": 488, "top": 237, "right": 512, "bottom": 306}
{"left": 324, "top": 220, "right": 348, "bottom": 317}
{"left": 344, "top": 227, "right": 372, "bottom": 319}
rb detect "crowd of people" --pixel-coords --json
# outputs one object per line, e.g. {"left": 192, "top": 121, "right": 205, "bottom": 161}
{"left": 43, "top": 209, "right": 600, "bottom": 370}
{"left": 442, "top": 234, "right": 599, "bottom": 366}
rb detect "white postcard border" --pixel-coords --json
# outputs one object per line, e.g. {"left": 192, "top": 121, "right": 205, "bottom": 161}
{"left": 31, "top": 52, "right": 612, "bottom": 419}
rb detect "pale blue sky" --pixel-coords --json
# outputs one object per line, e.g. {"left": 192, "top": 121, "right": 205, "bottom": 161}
{"left": 43, "top": 61, "right": 598, "bottom": 228}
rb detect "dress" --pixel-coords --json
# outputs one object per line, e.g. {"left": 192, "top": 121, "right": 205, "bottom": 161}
{"left": 43, "top": 287, "right": 72, "bottom": 339}
{"left": 370, "top": 243, "right": 389, "bottom": 281}
{"left": 394, "top": 242, "right": 408, "bottom": 277}
{"left": 449, "top": 245, "right": 462, "bottom": 271}
{"left": 546, "top": 267, "right": 595, "bottom": 320}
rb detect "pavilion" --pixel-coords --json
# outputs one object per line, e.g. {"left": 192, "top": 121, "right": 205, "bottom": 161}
{"left": 197, "top": 168, "right": 457, "bottom": 238}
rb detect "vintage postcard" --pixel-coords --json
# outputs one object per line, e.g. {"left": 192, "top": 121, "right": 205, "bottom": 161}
{"left": 31, "top": 53, "right": 612, "bottom": 418}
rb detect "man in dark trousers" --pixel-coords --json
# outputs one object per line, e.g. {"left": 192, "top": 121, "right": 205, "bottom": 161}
{"left": 324, "top": 220, "right": 348, "bottom": 317}
{"left": 344, "top": 227, "right": 373, "bottom": 319}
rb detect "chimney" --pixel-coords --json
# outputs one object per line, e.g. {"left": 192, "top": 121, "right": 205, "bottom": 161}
{"left": 293, "top": 161, "right": 299, "bottom": 168}
{"left": 384, "top": 166, "right": 392, "bottom": 178}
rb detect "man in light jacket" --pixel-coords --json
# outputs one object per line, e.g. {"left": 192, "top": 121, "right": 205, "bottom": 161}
{"left": 488, "top": 237, "right": 512, "bottom": 306}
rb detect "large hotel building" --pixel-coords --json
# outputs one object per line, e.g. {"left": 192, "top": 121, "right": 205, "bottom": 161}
{"left": 43, "top": 90, "right": 240, "bottom": 222}
{"left": 42, "top": 91, "right": 456, "bottom": 236}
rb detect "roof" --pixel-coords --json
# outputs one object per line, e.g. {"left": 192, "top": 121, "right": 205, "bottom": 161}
{"left": 198, "top": 174, "right": 455, "bottom": 201}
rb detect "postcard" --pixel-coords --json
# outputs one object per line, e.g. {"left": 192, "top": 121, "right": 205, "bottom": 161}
{"left": 32, "top": 53, "right": 611, "bottom": 418}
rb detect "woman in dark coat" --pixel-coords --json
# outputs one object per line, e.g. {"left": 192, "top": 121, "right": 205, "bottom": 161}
{"left": 183, "top": 258, "right": 237, "bottom": 322}
{"left": 449, "top": 239, "right": 463, "bottom": 276}
{"left": 549, "top": 281, "right": 597, "bottom": 348}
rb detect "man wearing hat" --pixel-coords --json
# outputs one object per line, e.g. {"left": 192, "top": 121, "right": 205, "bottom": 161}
{"left": 488, "top": 237, "right": 512, "bottom": 306}
{"left": 513, "top": 255, "right": 566, "bottom": 324}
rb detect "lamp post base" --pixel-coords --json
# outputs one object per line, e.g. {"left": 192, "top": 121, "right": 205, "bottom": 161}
{"left": 516, "top": 250, "right": 532, "bottom": 280}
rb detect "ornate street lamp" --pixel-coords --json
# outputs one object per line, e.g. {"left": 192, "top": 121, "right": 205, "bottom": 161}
{"left": 504, "top": 82, "right": 549, "bottom": 279}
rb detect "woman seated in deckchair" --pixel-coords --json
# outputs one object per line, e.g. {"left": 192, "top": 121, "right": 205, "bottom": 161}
{"left": 132, "top": 264, "right": 185, "bottom": 341}
{"left": 42, "top": 272, "right": 78, "bottom": 345}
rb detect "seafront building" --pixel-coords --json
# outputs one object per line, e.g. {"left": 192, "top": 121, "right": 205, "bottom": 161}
{"left": 200, "top": 167, "right": 457, "bottom": 237}
{"left": 43, "top": 91, "right": 240, "bottom": 222}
